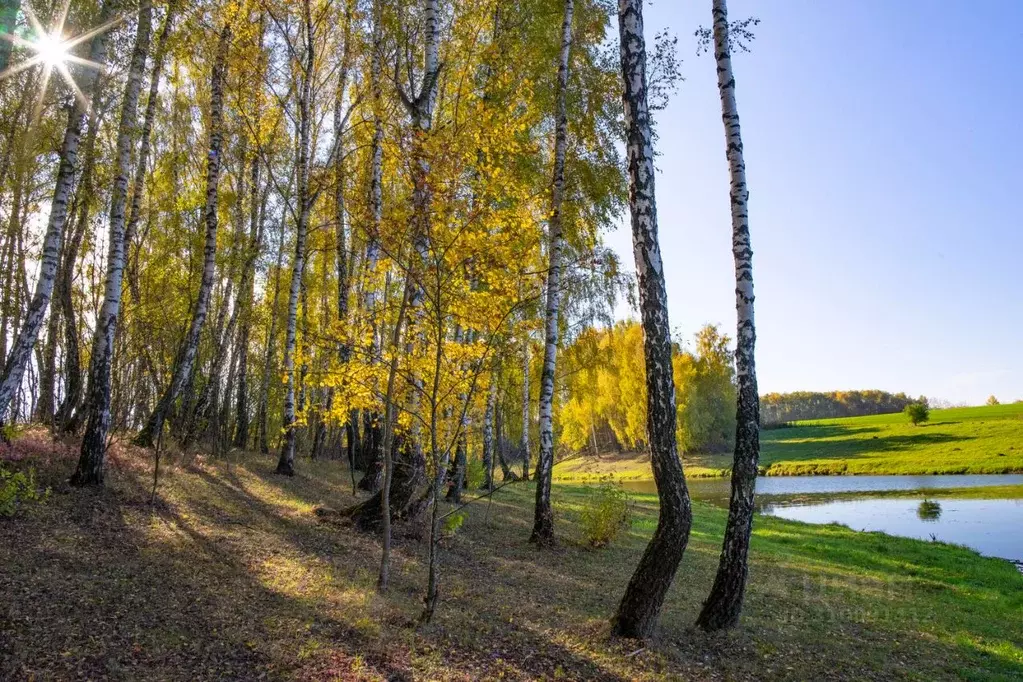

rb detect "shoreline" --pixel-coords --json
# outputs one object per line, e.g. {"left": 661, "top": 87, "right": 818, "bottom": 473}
{"left": 553, "top": 467, "right": 1023, "bottom": 483}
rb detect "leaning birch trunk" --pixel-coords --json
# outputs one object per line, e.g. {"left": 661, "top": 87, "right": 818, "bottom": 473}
{"left": 134, "top": 23, "right": 231, "bottom": 448}
{"left": 72, "top": 0, "right": 153, "bottom": 485}
{"left": 696, "top": 0, "right": 760, "bottom": 631}
{"left": 276, "top": 0, "right": 315, "bottom": 476}
{"left": 530, "top": 0, "right": 573, "bottom": 546}
{"left": 0, "top": 2, "right": 111, "bottom": 426}
{"left": 611, "top": 0, "right": 693, "bottom": 639}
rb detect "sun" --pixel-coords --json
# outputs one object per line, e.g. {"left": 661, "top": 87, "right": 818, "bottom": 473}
{"left": 0, "top": 0, "right": 123, "bottom": 116}
{"left": 34, "top": 32, "right": 70, "bottom": 67}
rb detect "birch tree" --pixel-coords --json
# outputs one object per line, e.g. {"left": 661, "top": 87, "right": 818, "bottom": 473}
{"left": 610, "top": 0, "right": 693, "bottom": 639}
{"left": 72, "top": 0, "right": 154, "bottom": 485}
{"left": 696, "top": 0, "right": 761, "bottom": 631}
{"left": 275, "top": 0, "right": 316, "bottom": 476}
{"left": 530, "top": 0, "right": 574, "bottom": 546}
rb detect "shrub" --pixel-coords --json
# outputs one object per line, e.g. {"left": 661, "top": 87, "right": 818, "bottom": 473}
{"left": 579, "top": 481, "right": 631, "bottom": 548}
{"left": 904, "top": 402, "right": 930, "bottom": 426}
{"left": 464, "top": 455, "right": 486, "bottom": 491}
{"left": 0, "top": 465, "right": 49, "bottom": 517}
{"left": 986, "top": 395, "right": 1000, "bottom": 406}
{"left": 442, "top": 510, "right": 466, "bottom": 536}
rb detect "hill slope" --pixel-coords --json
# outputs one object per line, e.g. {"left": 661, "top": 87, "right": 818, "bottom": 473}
{"left": 1, "top": 436, "right": 1021, "bottom": 680}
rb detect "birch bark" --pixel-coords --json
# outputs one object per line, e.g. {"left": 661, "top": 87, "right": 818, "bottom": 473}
{"left": 696, "top": 0, "right": 761, "bottom": 631}
{"left": 276, "top": 0, "right": 316, "bottom": 475}
{"left": 611, "top": 0, "right": 693, "bottom": 639}
{"left": 530, "top": 0, "right": 574, "bottom": 546}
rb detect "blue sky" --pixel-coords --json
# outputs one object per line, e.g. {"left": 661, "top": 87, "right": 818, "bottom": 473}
{"left": 605, "top": 0, "right": 1023, "bottom": 405}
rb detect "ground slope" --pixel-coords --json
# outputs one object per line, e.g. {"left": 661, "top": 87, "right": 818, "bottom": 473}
{"left": 1, "top": 432, "right": 1021, "bottom": 680}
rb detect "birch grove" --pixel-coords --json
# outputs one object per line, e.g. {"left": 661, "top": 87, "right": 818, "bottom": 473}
{"left": 0, "top": 0, "right": 769, "bottom": 637}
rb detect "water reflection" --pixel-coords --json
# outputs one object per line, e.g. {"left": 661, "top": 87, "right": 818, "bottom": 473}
{"left": 916, "top": 499, "right": 942, "bottom": 521}
{"left": 615, "top": 474, "right": 1023, "bottom": 562}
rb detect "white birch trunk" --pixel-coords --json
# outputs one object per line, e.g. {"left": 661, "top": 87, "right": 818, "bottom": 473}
{"left": 611, "top": 0, "right": 693, "bottom": 639}
{"left": 696, "top": 0, "right": 761, "bottom": 631}
{"left": 276, "top": 1, "right": 316, "bottom": 475}
{"left": 530, "top": 0, "right": 574, "bottom": 546}
{"left": 73, "top": 0, "right": 153, "bottom": 484}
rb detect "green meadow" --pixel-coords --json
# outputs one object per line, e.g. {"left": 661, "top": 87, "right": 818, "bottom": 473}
{"left": 554, "top": 403, "right": 1023, "bottom": 480}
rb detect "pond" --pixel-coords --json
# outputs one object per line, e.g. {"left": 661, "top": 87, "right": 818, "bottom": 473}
{"left": 619, "top": 474, "right": 1023, "bottom": 562}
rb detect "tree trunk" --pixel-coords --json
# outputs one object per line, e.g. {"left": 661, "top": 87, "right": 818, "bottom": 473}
{"left": 334, "top": 6, "right": 354, "bottom": 462}
{"left": 0, "top": 2, "right": 111, "bottom": 426}
{"left": 357, "top": 0, "right": 387, "bottom": 488}
{"left": 134, "top": 23, "right": 231, "bottom": 448}
{"left": 257, "top": 215, "right": 286, "bottom": 454}
{"left": 495, "top": 402, "right": 516, "bottom": 481}
{"left": 72, "top": 0, "right": 153, "bottom": 485}
{"left": 531, "top": 0, "right": 573, "bottom": 546}
{"left": 611, "top": 0, "right": 693, "bottom": 639}
{"left": 276, "top": 0, "right": 315, "bottom": 476}
{"left": 55, "top": 116, "right": 101, "bottom": 433}
{"left": 35, "top": 307, "right": 59, "bottom": 424}
{"left": 520, "top": 333, "right": 530, "bottom": 480}
{"left": 696, "top": 0, "right": 760, "bottom": 632}
{"left": 482, "top": 362, "right": 497, "bottom": 490}
{"left": 234, "top": 157, "right": 264, "bottom": 448}
{"left": 445, "top": 434, "right": 467, "bottom": 503}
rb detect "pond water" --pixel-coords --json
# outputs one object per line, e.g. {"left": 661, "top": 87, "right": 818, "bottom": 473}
{"left": 619, "top": 475, "right": 1023, "bottom": 562}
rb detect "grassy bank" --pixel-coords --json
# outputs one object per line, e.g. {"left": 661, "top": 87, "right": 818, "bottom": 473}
{"left": 554, "top": 403, "right": 1023, "bottom": 481}
{"left": 2, "top": 431, "right": 1021, "bottom": 680}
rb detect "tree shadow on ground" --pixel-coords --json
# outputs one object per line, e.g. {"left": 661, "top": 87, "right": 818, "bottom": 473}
{"left": 0, "top": 450, "right": 633, "bottom": 681}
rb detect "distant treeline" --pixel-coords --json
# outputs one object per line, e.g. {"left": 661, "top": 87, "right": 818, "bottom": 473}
{"left": 760, "top": 390, "right": 921, "bottom": 426}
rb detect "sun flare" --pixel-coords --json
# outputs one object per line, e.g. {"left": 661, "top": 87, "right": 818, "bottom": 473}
{"left": 34, "top": 33, "right": 69, "bottom": 67}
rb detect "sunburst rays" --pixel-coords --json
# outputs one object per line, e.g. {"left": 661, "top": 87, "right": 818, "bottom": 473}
{"left": 0, "top": 0, "right": 123, "bottom": 116}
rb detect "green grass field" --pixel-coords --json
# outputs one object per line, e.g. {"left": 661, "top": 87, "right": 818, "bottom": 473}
{"left": 554, "top": 403, "right": 1023, "bottom": 480}
{"left": 2, "top": 433, "right": 1021, "bottom": 680}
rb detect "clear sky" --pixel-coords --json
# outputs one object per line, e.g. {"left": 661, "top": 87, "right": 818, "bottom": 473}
{"left": 605, "top": 0, "right": 1023, "bottom": 406}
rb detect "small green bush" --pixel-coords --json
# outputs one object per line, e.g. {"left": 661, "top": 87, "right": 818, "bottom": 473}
{"left": 464, "top": 456, "right": 486, "bottom": 491}
{"left": 443, "top": 510, "right": 466, "bottom": 536}
{"left": 579, "top": 481, "right": 631, "bottom": 548}
{"left": 0, "top": 465, "right": 49, "bottom": 517}
{"left": 904, "top": 402, "right": 930, "bottom": 426}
